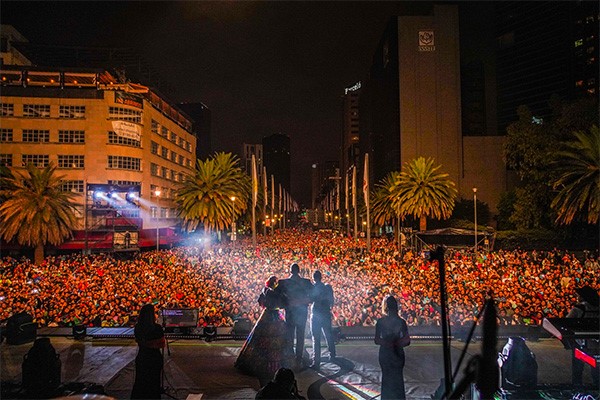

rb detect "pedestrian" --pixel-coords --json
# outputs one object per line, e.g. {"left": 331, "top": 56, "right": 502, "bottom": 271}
{"left": 275, "top": 263, "right": 313, "bottom": 368}
{"left": 375, "top": 295, "right": 411, "bottom": 400}
{"left": 309, "top": 270, "right": 336, "bottom": 368}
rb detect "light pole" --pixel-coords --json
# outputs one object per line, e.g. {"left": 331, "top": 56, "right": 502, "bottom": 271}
{"left": 473, "top": 187, "right": 478, "bottom": 259}
{"left": 155, "top": 189, "right": 161, "bottom": 251}
{"left": 230, "top": 196, "right": 236, "bottom": 242}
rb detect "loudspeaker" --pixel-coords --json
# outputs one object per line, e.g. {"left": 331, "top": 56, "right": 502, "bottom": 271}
{"left": 204, "top": 325, "right": 217, "bottom": 342}
{"left": 72, "top": 325, "right": 87, "bottom": 340}
{"left": 232, "top": 318, "right": 252, "bottom": 337}
{"left": 22, "top": 338, "right": 61, "bottom": 395}
{"left": 6, "top": 312, "right": 37, "bottom": 345}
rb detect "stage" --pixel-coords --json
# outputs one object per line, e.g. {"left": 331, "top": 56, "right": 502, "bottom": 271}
{"left": 1, "top": 331, "right": 598, "bottom": 399}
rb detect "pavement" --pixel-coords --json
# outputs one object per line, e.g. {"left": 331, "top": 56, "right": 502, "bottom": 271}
{"left": 1, "top": 336, "right": 598, "bottom": 399}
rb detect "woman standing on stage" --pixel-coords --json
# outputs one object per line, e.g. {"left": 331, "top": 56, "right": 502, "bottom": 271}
{"left": 375, "top": 295, "right": 411, "bottom": 400}
{"left": 131, "top": 303, "right": 166, "bottom": 399}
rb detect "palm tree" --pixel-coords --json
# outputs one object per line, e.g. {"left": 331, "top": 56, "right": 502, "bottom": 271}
{"left": 372, "top": 171, "right": 402, "bottom": 227}
{"left": 396, "top": 157, "right": 457, "bottom": 231}
{"left": 175, "top": 152, "right": 250, "bottom": 232}
{"left": 0, "top": 163, "right": 79, "bottom": 264}
{"left": 551, "top": 125, "right": 599, "bottom": 225}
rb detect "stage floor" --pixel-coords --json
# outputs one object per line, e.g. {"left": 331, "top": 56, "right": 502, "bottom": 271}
{"left": 1, "top": 337, "right": 598, "bottom": 399}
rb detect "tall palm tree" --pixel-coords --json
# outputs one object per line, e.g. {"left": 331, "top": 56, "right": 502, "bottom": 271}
{"left": 551, "top": 125, "right": 599, "bottom": 225}
{"left": 0, "top": 163, "right": 79, "bottom": 264}
{"left": 175, "top": 152, "right": 250, "bottom": 232}
{"left": 396, "top": 157, "right": 457, "bottom": 231}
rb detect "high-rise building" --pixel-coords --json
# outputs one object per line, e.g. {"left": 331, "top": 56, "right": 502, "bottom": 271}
{"left": 340, "top": 81, "right": 361, "bottom": 179}
{"left": 262, "top": 133, "right": 290, "bottom": 192}
{"left": 360, "top": 4, "right": 508, "bottom": 211}
{"left": 241, "top": 143, "right": 264, "bottom": 183}
{"left": 495, "top": 1, "right": 599, "bottom": 131}
{"left": 178, "top": 102, "right": 211, "bottom": 161}
{"left": 0, "top": 65, "right": 196, "bottom": 250}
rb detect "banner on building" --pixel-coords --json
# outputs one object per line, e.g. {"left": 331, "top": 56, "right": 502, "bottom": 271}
{"left": 115, "top": 91, "right": 144, "bottom": 109}
{"left": 112, "top": 121, "right": 141, "bottom": 141}
{"left": 418, "top": 30, "right": 435, "bottom": 52}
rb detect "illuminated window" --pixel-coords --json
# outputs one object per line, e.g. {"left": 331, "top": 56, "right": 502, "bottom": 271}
{"left": 161, "top": 126, "right": 168, "bottom": 137}
{"left": 22, "top": 154, "right": 49, "bottom": 167}
{"left": 161, "top": 147, "right": 168, "bottom": 158}
{"left": 576, "top": 80, "right": 585, "bottom": 87}
{"left": 59, "top": 130, "right": 85, "bottom": 143}
{"left": 0, "top": 128, "right": 13, "bottom": 142}
{"left": 22, "top": 129, "right": 50, "bottom": 142}
{"left": 60, "top": 180, "right": 85, "bottom": 193}
{"left": 170, "top": 151, "right": 177, "bottom": 162}
{"left": 170, "top": 132, "right": 177, "bottom": 142}
{"left": 23, "top": 104, "right": 51, "bottom": 118}
{"left": 58, "top": 155, "right": 85, "bottom": 169}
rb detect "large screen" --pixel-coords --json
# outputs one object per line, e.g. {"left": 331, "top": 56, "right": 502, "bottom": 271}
{"left": 159, "top": 308, "right": 199, "bottom": 327}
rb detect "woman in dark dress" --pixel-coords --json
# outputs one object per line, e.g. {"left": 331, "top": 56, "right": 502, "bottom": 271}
{"left": 131, "top": 303, "right": 166, "bottom": 399}
{"left": 375, "top": 295, "right": 411, "bottom": 400}
{"left": 235, "top": 276, "right": 295, "bottom": 383}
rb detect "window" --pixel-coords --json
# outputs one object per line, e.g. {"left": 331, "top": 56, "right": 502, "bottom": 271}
{"left": 108, "top": 131, "right": 140, "bottom": 147}
{"left": 23, "top": 104, "right": 51, "bottom": 118}
{"left": 22, "top": 154, "right": 49, "bottom": 167}
{"left": 161, "top": 147, "right": 168, "bottom": 158}
{"left": 161, "top": 126, "right": 168, "bottom": 138}
{"left": 1, "top": 103, "right": 14, "bottom": 116}
{"left": 187, "top": 142, "right": 192, "bottom": 152}
{"left": 150, "top": 206, "right": 158, "bottom": 218}
{"left": 151, "top": 120, "right": 159, "bottom": 134}
{"left": 0, "top": 129, "right": 13, "bottom": 142}
{"left": 178, "top": 154, "right": 184, "bottom": 165}
{"left": 22, "top": 129, "right": 50, "bottom": 143}
{"left": 179, "top": 173, "right": 184, "bottom": 182}
{"left": 170, "top": 132, "right": 177, "bottom": 142}
{"left": 150, "top": 184, "right": 158, "bottom": 195}
{"left": 108, "top": 107, "right": 142, "bottom": 123}
{"left": 60, "top": 180, "right": 84, "bottom": 193}
{"left": 160, "top": 207, "right": 168, "bottom": 218}
{"left": 108, "top": 155, "right": 141, "bottom": 171}
{"left": 58, "top": 155, "right": 85, "bottom": 169}
{"left": 0, "top": 154, "right": 13, "bottom": 166}
{"left": 59, "top": 105, "right": 85, "bottom": 119}
{"left": 161, "top": 167, "right": 168, "bottom": 179}
{"left": 170, "top": 170, "right": 177, "bottom": 181}
{"left": 170, "top": 151, "right": 177, "bottom": 163}
{"left": 151, "top": 163, "right": 159, "bottom": 176}
{"left": 151, "top": 141, "right": 159, "bottom": 154}
{"left": 108, "top": 180, "right": 141, "bottom": 187}
{"left": 58, "top": 130, "right": 85, "bottom": 143}
{"left": 186, "top": 159, "right": 192, "bottom": 167}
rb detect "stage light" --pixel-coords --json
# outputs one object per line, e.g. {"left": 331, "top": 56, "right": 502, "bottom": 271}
{"left": 127, "top": 192, "right": 138, "bottom": 201}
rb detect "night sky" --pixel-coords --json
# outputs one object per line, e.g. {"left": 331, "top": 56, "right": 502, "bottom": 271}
{"left": 2, "top": 1, "right": 470, "bottom": 207}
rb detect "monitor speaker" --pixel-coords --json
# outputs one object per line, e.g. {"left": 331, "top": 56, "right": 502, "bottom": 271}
{"left": 6, "top": 312, "right": 37, "bottom": 345}
{"left": 72, "top": 325, "right": 87, "bottom": 340}
{"left": 232, "top": 318, "right": 252, "bottom": 337}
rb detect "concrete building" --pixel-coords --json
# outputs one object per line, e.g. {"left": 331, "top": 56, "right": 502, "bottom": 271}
{"left": 0, "top": 65, "right": 196, "bottom": 250}
{"left": 241, "top": 143, "right": 264, "bottom": 183}
{"left": 178, "top": 102, "right": 212, "bottom": 162}
{"left": 360, "top": 4, "right": 507, "bottom": 212}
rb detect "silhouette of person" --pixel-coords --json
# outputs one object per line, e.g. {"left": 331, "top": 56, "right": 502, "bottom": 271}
{"left": 131, "top": 303, "right": 165, "bottom": 399}
{"left": 375, "top": 295, "right": 411, "bottom": 400}
{"left": 275, "top": 263, "right": 312, "bottom": 367}
{"left": 309, "top": 270, "right": 336, "bottom": 368}
{"left": 255, "top": 367, "right": 305, "bottom": 399}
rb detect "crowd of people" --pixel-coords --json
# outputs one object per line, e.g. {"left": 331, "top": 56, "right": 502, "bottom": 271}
{"left": 0, "top": 229, "right": 598, "bottom": 329}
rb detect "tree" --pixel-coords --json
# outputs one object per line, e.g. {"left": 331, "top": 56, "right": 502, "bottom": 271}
{"left": 0, "top": 163, "right": 79, "bottom": 264}
{"left": 395, "top": 157, "right": 457, "bottom": 231}
{"left": 371, "top": 171, "right": 402, "bottom": 227}
{"left": 551, "top": 125, "right": 600, "bottom": 225}
{"left": 175, "top": 152, "right": 250, "bottom": 232}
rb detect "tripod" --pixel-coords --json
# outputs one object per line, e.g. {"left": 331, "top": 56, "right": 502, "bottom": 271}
{"left": 160, "top": 310, "right": 176, "bottom": 399}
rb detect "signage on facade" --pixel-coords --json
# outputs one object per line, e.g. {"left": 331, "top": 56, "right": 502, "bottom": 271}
{"left": 115, "top": 91, "right": 144, "bottom": 109}
{"left": 418, "top": 30, "right": 435, "bottom": 52}
{"left": 345, "top": 81, "right": 362, "bottom": 94}
{"left": 112, "top": 120, "right": 141, "bottom": 141}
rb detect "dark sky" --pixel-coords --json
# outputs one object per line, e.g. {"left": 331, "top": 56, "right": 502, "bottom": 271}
{"left": 2, "top": 1, "right": 458, "bottom": 207}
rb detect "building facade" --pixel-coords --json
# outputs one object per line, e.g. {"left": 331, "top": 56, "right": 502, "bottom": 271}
{"left": 241, "top": 142, "right": 264, "bottom": 183}
{"left": 340, "top": 81, "right": 361, "bottom": 179}
{"left": 0, "top": 65, "right": 196, "bottom": 249}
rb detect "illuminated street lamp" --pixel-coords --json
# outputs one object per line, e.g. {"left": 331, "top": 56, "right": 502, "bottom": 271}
{"left": 155, "top": 189, "right": 161, "bottom": 251}
{"left": 473, "top": 187, "right": 478, "bottom": 258}
{"left": 231, "top": 196, "right": 236, "bottom": 241}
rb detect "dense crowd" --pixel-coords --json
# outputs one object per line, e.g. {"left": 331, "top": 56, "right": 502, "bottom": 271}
{"left": 0, "top": 229, "right": 598, "bottom": 329}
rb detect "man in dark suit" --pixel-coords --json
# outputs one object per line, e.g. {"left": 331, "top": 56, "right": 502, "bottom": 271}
{"left": 276, "top": 263, "right": 313, "bottom": 366}
{"left": 309, "top": 270, "right": 336, "bottom": 369}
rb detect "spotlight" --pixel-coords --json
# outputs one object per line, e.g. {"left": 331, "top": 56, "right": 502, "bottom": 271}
{"left": 126, "top": 192, "right": 138, "bottom": 201}
{"left": 93, "top": 191, "right": 102, "bottom": 200}
{"left": 110, "top": 192, "right": 118, "bottom": 199}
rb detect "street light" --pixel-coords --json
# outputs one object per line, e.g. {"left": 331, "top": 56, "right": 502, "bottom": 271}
{"left": 230, "top": 196, "right": 236, "bottom": 242}
{"left": 155, "top": 189, "right": 161, "bottom": 251}
{"left": 473, "top": 187, "right": 478, "bottom": 259}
